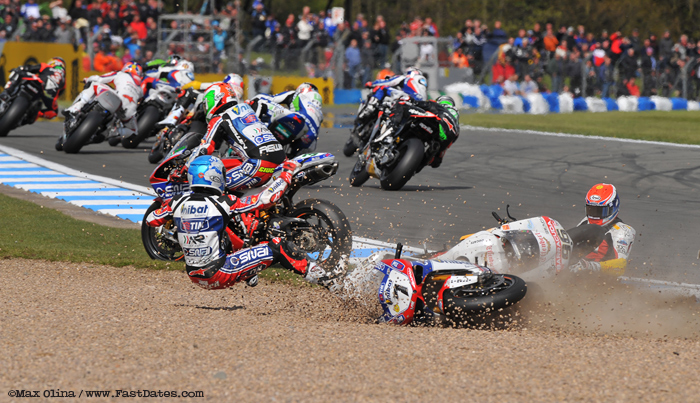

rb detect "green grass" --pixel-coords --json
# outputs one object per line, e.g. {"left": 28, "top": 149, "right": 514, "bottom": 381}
{"left": 0, "top": 192, "right": 305, "bottom": 284}
{"left": 461, "top": 110, "right": 700, "bottom": 145}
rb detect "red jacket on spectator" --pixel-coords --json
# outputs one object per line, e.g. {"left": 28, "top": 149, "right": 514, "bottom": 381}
{"left": 610, "top": 32, "right": 623, "bottom": 55}
{"left": 492, "top": 60, "right": 515, "bottom": 83}
{"left": 88, "top": 1, "right": 110, "bottom": 18}
{"left": 131, "top": 20, "right": 147, "bottom": 39}
{"left": 119, "top": 3, "right": 138, "bottom": 19}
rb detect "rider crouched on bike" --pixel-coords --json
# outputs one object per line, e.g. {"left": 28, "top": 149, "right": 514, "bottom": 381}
{"left": 145, "top": 155, "right": 332, "bottom": 289}
{"left": 61, "top": 62, "right": 144, "bottom": 141}
{"left": 381, "top": 95, "right": 460, "bottom": 168}
{"left": 2, "top": 57, "right": 66, "bottom": 120}
{"left": 190, "top": 82, "right": 286, "bottom": 191}
{"left": 570, "top": 183, "right": 635, "bottom": 275}
{"left": 248, "top": 83, "right": 324, "bottom": 153}
{"left": 157, "top": 74, "right": 245, "bottom": 128}
{"left": 356, "top": 67, "right": 428, "bottom": 124}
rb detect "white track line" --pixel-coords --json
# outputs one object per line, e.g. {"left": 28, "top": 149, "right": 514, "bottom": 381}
{"left": 462, "top": 124, "right": 700, "bottom": 149}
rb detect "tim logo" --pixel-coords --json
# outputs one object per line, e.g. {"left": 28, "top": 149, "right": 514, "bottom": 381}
{"left": 181, "top": 205, "right": 208, "bottom": 215}
{"left": 179, "top": 219, "right": 209, "bottom": 232}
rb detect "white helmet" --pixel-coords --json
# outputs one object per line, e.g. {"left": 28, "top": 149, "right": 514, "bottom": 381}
{"left": 175, "top": 59, "right": 195, "bottom": 74}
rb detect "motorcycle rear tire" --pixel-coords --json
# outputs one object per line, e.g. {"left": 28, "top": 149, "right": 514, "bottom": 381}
{"left": 379, "top": 137, "right": 424, "bottom": 191}
{"left": 141, "top": 201, "right": 184, "bottom": 261}
{"left": 63, "top": 111, "right": 103, "bottom": 154}
{"left": 348, "top": 158, "right": 370, "bottom": 187}
{"left": 290, "top": 198, "right": 352, "bottom": 272}
{"left": 342, "top": 137, "right": 357, "bottom": 157}
{"left": 123, "top": 105, "right": 160, "bottom": 149}
{"left": 443, "top": 274, "right": 527, "bottom": 318}
{"left": 0, "top": 96, "right": 29, "bottom": 137}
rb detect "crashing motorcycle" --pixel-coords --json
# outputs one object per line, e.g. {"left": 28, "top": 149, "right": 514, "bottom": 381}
{"left": 141, "top": 132, "right": 352, "bottom": 273}
{"left": 340, "top": 244, "right": 528, "bottom": 326}
{"left": 435, "top": 206, "right": 607, "bottom": 279}
{"left": 56, "top": 83, "right": 124, "bottom": 154}
{"left": 120, "top": 85, "right": 178, "bottom": 148}
{"left": 252, "top": 90, "right": 323, "bottom": 158}
{"left": 348, "top": 103, "right": 442, "bottom": 190}
{"left": 0, "top": 68, "right": 47, "bottom": 137}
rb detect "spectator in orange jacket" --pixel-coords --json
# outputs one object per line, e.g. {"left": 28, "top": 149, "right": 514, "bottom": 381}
{"left": 543, "top": 24, "right": 559, "bottom": 54}
{"left": 451, "top": 47, "right": 469, "bottom": 68}
{"left": 376, "top": 63, "right": 394, "bottom": 80}
{"left": 93, "top": 47, "right": 123, "bottom": 72}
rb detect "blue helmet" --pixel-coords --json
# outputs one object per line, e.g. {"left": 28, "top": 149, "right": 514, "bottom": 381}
{"left": 187, "top": 156, "right": 226, "bottom": 195}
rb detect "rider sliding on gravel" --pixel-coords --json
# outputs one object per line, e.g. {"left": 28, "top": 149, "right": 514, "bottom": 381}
{"left": 570, "top": 183, "right": 635, "bottom": 275}
{"left": 145, "top": 155, "right": 335, "bottom": 289}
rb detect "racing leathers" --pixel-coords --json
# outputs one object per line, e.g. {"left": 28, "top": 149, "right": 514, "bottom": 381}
{"left": 145, "top": 165, "right": 320, "bottom": 289}
{"left": 196, "top": 102, "right": 286, "bottom": 191}
{"left": 250, "top": 91, "right": 323, "bottom": 154}
{"left": 4, "top": 63, "right": 66, "bottom": 120}
{"left": 65, "top": 71, "right": 143, "bottom": 137}
{"left": 571, "top": 217, "right": 635, "bottom": 275}
{"left": 383, "top": 99, "right": 459, "bottom": 168}
{"left": 356, "top": 74, "right": 424, "bottom": 123}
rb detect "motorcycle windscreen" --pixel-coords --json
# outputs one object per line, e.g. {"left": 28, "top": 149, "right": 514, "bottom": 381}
{"left": 501, "top": 230, "right": 542, "bottom": 269}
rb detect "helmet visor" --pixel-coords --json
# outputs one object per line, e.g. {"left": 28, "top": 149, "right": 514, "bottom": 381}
{"left": 586, "top": 204, "right": 609, "bottom": 221}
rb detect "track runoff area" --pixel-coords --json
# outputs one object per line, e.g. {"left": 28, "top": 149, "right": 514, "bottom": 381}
{"left": 0, "top": 118, "right": 699, "bottom": 296}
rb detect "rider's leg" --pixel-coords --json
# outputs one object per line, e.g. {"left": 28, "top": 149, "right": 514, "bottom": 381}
{"left": 63, "top": 85, "right": 95, "bottom": 114}
{"left": 117, "top": 92, "right": 139, "bottom": 137}
{"left": 224, "top": 150, "right": 285, "bottom": 191}
{"left": 188, "top": 244, "right": 275, "bottom": 290}
{"left": 268, "top": 237, "right": 333, "bottom": 286}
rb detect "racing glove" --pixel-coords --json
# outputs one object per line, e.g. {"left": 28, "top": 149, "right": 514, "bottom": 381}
{"left": 38, "top": 110, "right": 57, "bottom": 119}
{"left": 279, "top": 160, "right": 300, "bottom": 184}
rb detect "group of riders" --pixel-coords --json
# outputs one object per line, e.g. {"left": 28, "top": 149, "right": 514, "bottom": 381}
{"left": 5, "top": 55, "right": 635, "bottom": 293}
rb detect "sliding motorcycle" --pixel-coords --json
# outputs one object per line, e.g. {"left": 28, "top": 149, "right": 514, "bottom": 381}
{"left": 341, "top": 244, "right": 528, "bottom": 326}
{"left": 141, "top": 133, "right": 352, "bottom": 272}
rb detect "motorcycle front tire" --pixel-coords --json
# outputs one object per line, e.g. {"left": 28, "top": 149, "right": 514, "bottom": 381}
{"left": 379, "top": 137, "right": 424, "bottom": 191}
{"left": 122, "top": 105, "right": 160, "bottom": 148}
{"left": 0, "top": 96, "right": 29, "bottom": 137}
{"left": 342, "top": 137, "right": 357, "bottom": 157}
{"left": 348, "top": 157, "right": 370, "bottom": 187}
{"left": 141, "top": 201, "right": 183, "bottom": 261}
{"left": 148, "top": 137, "right": 166, "bottom": 164}
{"left": 63, "top": 111, "right": 103, "bottom": 154}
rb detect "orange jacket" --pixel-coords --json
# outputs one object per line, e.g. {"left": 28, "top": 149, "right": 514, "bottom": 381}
{"left": 543, "top": 34, "right": 559, "bottom": 52}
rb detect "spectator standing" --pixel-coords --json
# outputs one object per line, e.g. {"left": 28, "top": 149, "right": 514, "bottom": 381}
{"left": 360, "top": 38, "right": 375, "bottom": 84}
{"left": 251, "top": 2, "right": 266, "bottom": 39}
{"left": 659, "top": 30, "right": 674, "bottom": 68}
{"left": 567, "top": 52, "right": 583, "bottom": 96}
{"left": 598, "top": 56, "right": 615, "bottom": 97}
{"left": 371, "top": 16, "right": 388, "bottom": 67}
{"left": 54, "top": 17, "right": 73, "bottom": 44}
{"left": 547, "top": 52, "right": 565, "bottom": 92}
{"left": 619, "top": 47, "right": 638, "bottom": 80}
{"left": 376, "top": 62, "right": 394, "bottom": 80}
{"left": 130, "top": 13, "right": 147, "bottom": 40}
{"left": 502, "top": 74, "right": 520, "bottom": 95}
{"left": 641, "top": 47, "right": 656, "bottom": 96}
{"left": 297, "top": 12, "right": 313, "bottom": 49}
{"left": 20, "top": 0, "right": 40, "bottom": 21}
{"left": 543, "top": 25, "right": 559, "bottom": 57}
{"left": 345, "top": 38, "right": 361, "bottom": 88}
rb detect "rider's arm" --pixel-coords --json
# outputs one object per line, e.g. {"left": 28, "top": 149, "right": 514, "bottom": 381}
{"left": 86, "top": 71, "right": 119, "bottom": 85}
{"left": 145, "top": 197, "right": 178, "bottom": 227}
{"left": 371, "top": 75, "right": 405, "bottom": 88}
{"left": 269, "top": 91, "right": 295, "bottom": 106}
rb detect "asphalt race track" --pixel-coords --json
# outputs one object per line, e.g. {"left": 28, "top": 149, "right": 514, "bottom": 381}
{"left": 1, "top": 114, "right": 699, "bottom": 284}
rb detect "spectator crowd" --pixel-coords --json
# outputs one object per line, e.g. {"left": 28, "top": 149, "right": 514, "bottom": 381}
{"left": 1, "top": 0, "right": 699, "bottom": 99}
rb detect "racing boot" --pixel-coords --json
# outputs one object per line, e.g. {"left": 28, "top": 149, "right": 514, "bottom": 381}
{"left": 156, "top": 105, "right": 185, "bottom": 129}
{"left": 269, "top": 237, "right": 340, "bottom": 290}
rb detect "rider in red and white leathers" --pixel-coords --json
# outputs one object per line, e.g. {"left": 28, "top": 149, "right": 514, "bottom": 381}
{"left": 63, "top": 63, "right": 143, "bottom": 138}
{"left": 192, "top": 83, "right": 287, "bottom": 192}
{"left": 570, "top": 183, "right": 635, "bottom": 275}
{"left": 145, "top": 155, "right": 330, "bottom": 289}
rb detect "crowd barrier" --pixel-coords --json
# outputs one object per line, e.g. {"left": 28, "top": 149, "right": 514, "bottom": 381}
{"left": 443, "top": 83, "right": 700, "bottom": 114}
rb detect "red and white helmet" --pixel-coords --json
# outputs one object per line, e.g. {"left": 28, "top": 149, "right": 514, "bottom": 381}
{"left": 203, "top": 82, "right": 239, "bottom": 122}
{"left": 223, "top": 74, "right": 244, "bottom": 98}
{"left": 122, "top": 62, "right": 143, "bottom": 85}
{"left": 585, "top": 183, "right": 620, "bottom": 226}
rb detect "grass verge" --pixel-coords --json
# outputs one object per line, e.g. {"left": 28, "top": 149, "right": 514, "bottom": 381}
{"left": 461, "top": 110, "right": 700, "bottom": 145}
{"left": 0, "top": 192, "right": 305, "bottom": 285}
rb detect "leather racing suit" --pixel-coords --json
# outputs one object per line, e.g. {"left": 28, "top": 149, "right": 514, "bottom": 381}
{"left": 4, "top": 63, "right": 66, "bottom": 120}
{"left": 145, "top": 167, "right": 310, "bottom": 290}
{"left": 573, "top": 216, "right": 635, "bottom": 275}
{"left": 197, "top": 102, "right": 286, "bottom": 191}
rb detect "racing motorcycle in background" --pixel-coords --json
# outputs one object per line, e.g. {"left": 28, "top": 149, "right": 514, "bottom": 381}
{"left": 0, "top": 68, "right": 47, "bottom": 137}
{"left": 141, "top": 132, "right": 352, "bottom": 272}
{"left": 251, "top": 90, "right": 324, "bottom": 158}
{"left": 435, "top": 206, "right": 607, "bottom": 279}
{"left": 147, "top": 102, "right": 207, "bottom": 164}
{"left": 343, "top": 87, "right": 402, "bottom": 157}
{"left": 348, "top": 102, "right": 443, "bottom": 190}
{"left": 120, "top": 85, "right": 178, "bottom": 148}
{"left": 56, "top": 83, "right": 124, "bottom": 154}
{"left": 341, "top": 246, "right": 528, "bottom": 326}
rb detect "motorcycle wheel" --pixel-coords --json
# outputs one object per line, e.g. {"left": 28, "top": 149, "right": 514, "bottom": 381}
{"left": 148, "top": 137, "right": 166, "bottom": 164}
{"left": 289, "top": 199, "right": 352, "bottom": 272}
{"left": 63, "top": 111, "right": 103, "bottom": 154}
{"left": 0, "top": 96, "right": 29, "bottom": 137}
{"left": 108, "top": 136, "right": 122, "bottom": 146}
{"left": 443, "top": 274, "right": 527, "bottom": 319}
{"left": 379, "top": 137, "right": 424, "bottom": 191}
{"left": 348, "top": 157, "right": 370, "bottom": 187}
{"left": 141, "top": 201, "right": 183, "bottom": 261}
{"left": 342, "top": 137, "right": 357, "bottom": 157}
{"left": 122, "top": 105, "right": 160, "bottom": 149}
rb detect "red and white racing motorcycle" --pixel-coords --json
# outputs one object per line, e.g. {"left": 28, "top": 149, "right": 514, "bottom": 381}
{"left": 436, "top": 207, "right": 606, "bottom": 279}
